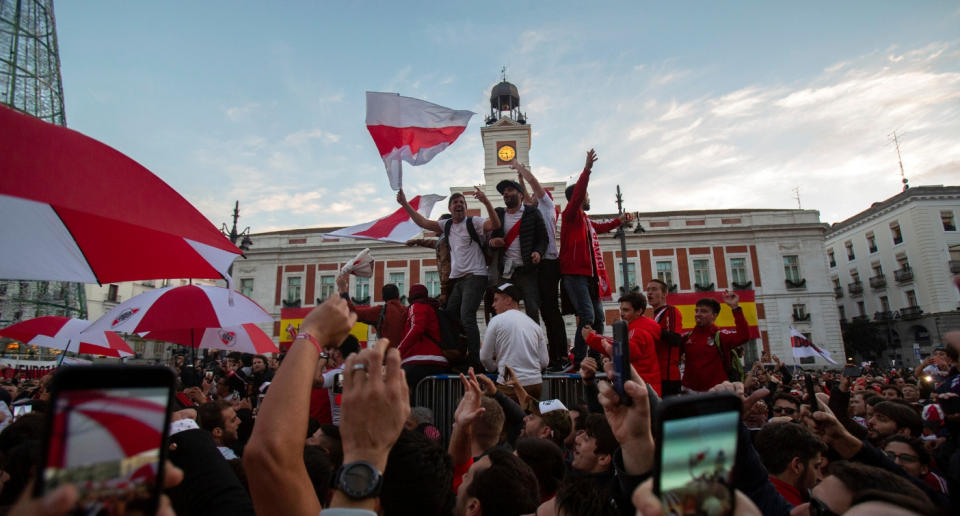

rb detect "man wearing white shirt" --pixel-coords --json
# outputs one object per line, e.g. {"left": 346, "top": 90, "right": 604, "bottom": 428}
{"left": 511, "top": 160, "right": 570, "bottom": 372}
{"left": 480, "top": 283, "right": 549, "bottom": 401}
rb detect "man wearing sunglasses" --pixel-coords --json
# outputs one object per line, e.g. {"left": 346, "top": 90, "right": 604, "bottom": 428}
{"left": 771, "top": 393, "right": 802, "bottom": 422}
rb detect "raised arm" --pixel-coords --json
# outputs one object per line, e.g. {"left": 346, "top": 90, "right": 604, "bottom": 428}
{"left": 397, "top": 189, "right": 442, "bottom": 233}
{"left": 510, "top": 160, "right": 546, "bottom": 201}
{"left": 472, "top": 186, "right": 501, "bottom": 232}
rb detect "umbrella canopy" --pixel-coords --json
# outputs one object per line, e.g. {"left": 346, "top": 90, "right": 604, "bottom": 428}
{"left": 0, "top": 316, "right": 134, "bottom": 358}
{"left": 86, "top": 285, "right": 273, "bottom": 338}
{"left": 142, "top": 323, "right": 279, "bottom": 354}
{"left": 0, "top": 105, "right": 242, "bottom": 285}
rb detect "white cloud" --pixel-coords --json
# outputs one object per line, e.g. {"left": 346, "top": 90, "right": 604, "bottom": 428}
{"left": 283, "top": 129, "right": 342, "bottom": 145}
{"left": 225, "top": 102, "right": 260, "bottom": 121}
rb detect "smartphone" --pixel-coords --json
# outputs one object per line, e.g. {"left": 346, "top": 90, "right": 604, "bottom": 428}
{"left": 611, "top": 320, "right": 632, "bottom": 406}
{"left": 36, "top": 365, "right": 175, "bottom": 516}
{"left": 12, "top": 402, "right": 32, "bottom": 419}
{"left": 842, "top": 365, "right": 861, "bottom": 377}
{"left": 332, "top": 372, "right": 344, "bottom": 394}
{"left": 805, "top": 374, "right": 818, "bottom": 411}
{"left": 761, "top": 362, "right": 776, "bottom": 372}
{"left": 654, "top": 392, "right": 741, "bottom": 516}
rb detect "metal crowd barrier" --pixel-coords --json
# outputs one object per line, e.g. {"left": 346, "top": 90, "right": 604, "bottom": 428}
{"left": 413, "top": 373, "right": 595, "bottom": 445}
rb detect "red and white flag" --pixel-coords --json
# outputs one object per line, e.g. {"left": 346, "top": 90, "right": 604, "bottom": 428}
{"left": 790, "top": 327, "right": 837, "bottom": 364}
{"left": 366, "top": 92, "right": 474, "bottom": 190}
{"left": 325, "top": 194, "right": 445, "bottom": 244}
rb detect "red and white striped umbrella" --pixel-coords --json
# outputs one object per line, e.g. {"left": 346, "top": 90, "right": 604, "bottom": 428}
{"left": 0, "top": 105, "right": 242, "bottom": 285}
{"left": 141, "top": 323, "right": 278, "bottom": 354}
{"left": 0, "top": 316, "right": 134, "bottom": 358}
{"left": 85, "top": 285, "right": 274, "bottom": 351}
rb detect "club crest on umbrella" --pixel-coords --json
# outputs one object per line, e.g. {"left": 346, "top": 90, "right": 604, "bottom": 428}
{"left": 111, "top": 308, "right": 140, "bottom": 328}
{"left": 219, "top": 330, "right": 236, "bottom": 346}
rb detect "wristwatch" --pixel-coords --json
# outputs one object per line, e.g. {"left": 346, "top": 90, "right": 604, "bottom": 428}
{"left": 333, "top": 460, "right": 383, "bottom": 499}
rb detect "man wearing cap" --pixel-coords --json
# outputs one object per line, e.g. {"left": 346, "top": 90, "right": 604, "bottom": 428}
{"left": 520, "top": 399, "right": 573, "bottom": 450}
{"left": 560, "top": 149, "right": 631, "bottom": 368}
{"left": 397, "top": 284, "right": 449, "bottom": 402}
{"left": 481, "top": 283, "right": 549, "bottom": 400}
{"left": 336, "top": 274, "right": 406, "bottom": 350}
{"left": 488, "top": 177, "right": 547, "bottom": 323}
{"left": 510, "top": 160, "right": 570, "bottom": 373}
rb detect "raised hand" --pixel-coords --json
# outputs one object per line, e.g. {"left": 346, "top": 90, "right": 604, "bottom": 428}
{"left": 584, "top": 149, "right": 598, "bottom": 171}
{"left": 723, "top": 289, "right": 739, "bottom": 308}
{"left": 454, "top": 368, "right": 485, "bottom": 426}
{"left": 598, "top": 358, "right": 654, "bottom": 475}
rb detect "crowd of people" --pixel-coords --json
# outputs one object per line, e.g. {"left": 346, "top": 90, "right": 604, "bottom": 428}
{"left": 0, "top": 150, "right": 957, "bottom": 515}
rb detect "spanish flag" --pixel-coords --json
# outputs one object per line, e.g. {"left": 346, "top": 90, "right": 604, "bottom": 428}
{"left": 660, "top": 291, "right": 760, "bottom": 339}
{"left": 279, "top": 307, "right": 369, "bottom": 349}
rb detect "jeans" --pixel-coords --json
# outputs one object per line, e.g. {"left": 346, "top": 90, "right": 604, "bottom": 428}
{"left": 446, "top": 274, "right": 487, "bottom": 358}
{"left": 538, "top": 259, "right": 568, "bottom": 363}
{"left": 562, "top": 274, "right": 604, "bottom": 366}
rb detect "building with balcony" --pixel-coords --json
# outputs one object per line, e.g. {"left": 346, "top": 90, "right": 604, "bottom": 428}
{"left": 825, "top": 185, "right": 960, "bottom": 366}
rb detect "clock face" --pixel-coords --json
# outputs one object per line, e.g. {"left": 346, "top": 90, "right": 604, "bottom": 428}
{"left": 497, "top": 145, "right": 516, "bottom": 162}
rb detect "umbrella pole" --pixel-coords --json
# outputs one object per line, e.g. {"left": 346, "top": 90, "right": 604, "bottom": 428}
{"left": 57, "top": 338, "right": 71, "bottom": 367}
{"left": 191, "top": 328, "right": 196, "bottom": 370}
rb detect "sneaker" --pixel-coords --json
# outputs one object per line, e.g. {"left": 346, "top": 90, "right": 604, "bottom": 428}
{"left": 546, "top": 359, "right": 574, "bottom": 374}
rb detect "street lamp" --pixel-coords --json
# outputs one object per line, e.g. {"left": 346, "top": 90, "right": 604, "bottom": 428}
{"left": 221, "top": 201, "right": 253, "bottom": 251}
{"left": 613, "top": 185, "right": 639, "bottom": 294}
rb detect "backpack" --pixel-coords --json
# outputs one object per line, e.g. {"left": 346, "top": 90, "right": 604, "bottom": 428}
{"left": 443, "top": 217, "right": 493, "bottom": 265}
{"left": 713, "top": 331, "right": 744, "bottom": 382}
{"left": 426, "top": 306, "right": 470, "bottom": 365}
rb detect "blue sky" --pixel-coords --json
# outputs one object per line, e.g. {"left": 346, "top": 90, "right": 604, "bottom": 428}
{"left": 55, "top": 1, "right": 960, "bottom": 232}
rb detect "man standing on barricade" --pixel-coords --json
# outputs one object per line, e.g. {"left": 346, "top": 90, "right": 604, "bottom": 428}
{"left": 481, "top": 282, "right": 549, "bottom": 400}
{"left": 645, "top": 278, "right": 684, "bottom": 396}
{"left": 560, "top": 149, "right": 630, "bottom": 368}
{"left": 510, "top": 160, "right": 571, "bottom": 373}
{"left": 406, "top": 213, "right": 452, "bottom": 306}
{"left": 488, "top": 177, "right": 547, "bottom": 322}
{"left": 680, "top": 291, "right": 749, "bottom": 392}
{"left": 336, "top": 274, "right": 406, "bottom": 350}
{"left": 399, "top": 188, "right": 500, "bottom": 368}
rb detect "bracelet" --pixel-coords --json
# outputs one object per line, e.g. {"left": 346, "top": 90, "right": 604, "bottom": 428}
{"left": 295, "top": 332, "right": 323, "bottom": 353}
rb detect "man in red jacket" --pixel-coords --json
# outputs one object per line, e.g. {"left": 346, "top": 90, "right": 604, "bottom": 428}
{"left": 581, "top": 292, "right": 662, "bottom": 395}
{"left": 680, "top": 291, "right": 750, "bottom": 392}
{"left": 645, "top": 279, "right": 683, "bottom": 396}
{"left": 337, "top": 273, "right": 406, "bottom": 349}
{"left": 560, "top": 149, "right": 630, "bottom": 368}
{"left": 397, "top": 284, "right": 449, "bottom": 403}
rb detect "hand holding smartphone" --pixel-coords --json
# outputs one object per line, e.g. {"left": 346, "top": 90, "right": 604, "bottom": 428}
{"left": 654, "top": 392, "right": 741, "bottom": 516}
{"left": 36, "top": 366, "right": 175, "bottom": 516}
{"left": 611, "top": 320, "right": 632, "bottom": 406}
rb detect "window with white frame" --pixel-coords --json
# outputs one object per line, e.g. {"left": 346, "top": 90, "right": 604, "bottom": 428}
{"left": 879, "top": 296, "right": 890, "bottom": 312}
{"left": 730, "top": 257, "right": 749, "bottom": 285}
{"left": 890, "top": 222, "right": 903, "bottom": 245}
{"left": 942, "top": 211, "right": 957, "bottom": 231}
{"left": 239, "top": 278, "right": 254, "bottom": 298}
{"left": 286, "top": 277, "right": 302, "bottom": 304}
{"left": 425, "top": 271, "right": 441, "bottom": 297}
{"left": 792, "top": 303, "right": 808, "bottom": 321}
{"left": 845, "top": 241, "right": 855, "bottom": 261}
{"left": 905, "top": 290, "right": 918, "bottom": 307}
{"left": 827, "top": 249, "right": 836, "bottom": 268}
{"left": 388, "top": 272, "right": 406, "bottom": 297}
{"left": 620, "top": 263, "right": 637, "bottom": 291}
{"left": 693, "top": 259, "right": 711, "bottom": 287}
{"left": 319, "top": 275, "right": 336, "bottom": 299}
{"left": 866, "top": 232, "right": 878, "bottom": 253}
{"left": 783, "top": 255, "right": 801, "bottom": 283}
{"left": 656, "top": 261, "right": 673, "bottom": 287}
{"left": 355, "top": 277, "right": 370, "bottom": 301}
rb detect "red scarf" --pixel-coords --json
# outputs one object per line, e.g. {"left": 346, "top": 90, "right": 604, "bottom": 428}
{"left": 586, "top": 216, "right": 612, "bottom": 298}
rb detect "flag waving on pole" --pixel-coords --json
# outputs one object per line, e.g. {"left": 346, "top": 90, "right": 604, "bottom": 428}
{"left": 365, "top": 92, "right": 474, "bottom": 190}
{"left": 325, "top": 194, "right": 445, "bottom": 244}
{"left": 790, "top": 327, "right": 838, "bottom": 364}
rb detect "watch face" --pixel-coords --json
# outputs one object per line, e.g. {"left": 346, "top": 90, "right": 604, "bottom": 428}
{"left": 339, "top": 461, "right": 381, "bottom": 498}
{"left": 497, "top": 145, "right": 516, "bottom": 162}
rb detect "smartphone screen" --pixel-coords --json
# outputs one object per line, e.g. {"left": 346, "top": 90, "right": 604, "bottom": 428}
{"left": 13, "top": 404, "right": 31, "bottom": 418}
{"left": 611, "top": 320, "right": 632, "bottom": 406}
{"left": 38, "top": 366, "right": 174, "bottom": 516}
{"left": 842, "top": 365, "right": 861, "bottom": 377}
{"left": 655, "top": 393, "right": 741, "bottom": 516}
{"left": 333, "top": 372, "right": 344, "bottom": 394}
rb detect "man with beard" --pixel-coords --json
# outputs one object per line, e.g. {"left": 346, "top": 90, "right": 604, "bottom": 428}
{"left": 645, "top": 279, "right": 684, "bottom": 396}
{"left": 198, "top": 400, "right": 242, "bottom": 459}
{"left": 866, "top": 400, "right": 922, "bottom": 445}
{"left": 398, "top": 187, "right": 501, "bottom": 365}
{"left": 488, "top": 179, "right": 547, "bottom": 322}
{"left": 560, "top": 149, "right": 630, "bottom": 368}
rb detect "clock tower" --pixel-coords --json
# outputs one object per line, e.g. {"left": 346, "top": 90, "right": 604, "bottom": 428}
{"left": 481, "top": 78, "right": 532, "bottom": 188}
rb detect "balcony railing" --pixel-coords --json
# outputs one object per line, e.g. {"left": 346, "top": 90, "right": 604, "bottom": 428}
{"left": 694, "top": 282, "right": 714, "bottom": 292}
{"left": 874, "top": 311, "right": 893, "bottom": 321}
{"left": 852, "top": 315, "right": 869, "bottom": 323}
{"left": 731, "top": 280, "right": 752, "bottom": 290}
{"left": 792, "top": 313, "right": 811, "bottom": 322}
{"left": 900, "top": 306, "right": 923, "bottom": 319}
{"left": 869, "top": 274, "right": 886, "bottom": 289}
{"left": 894, "top": 266, "right": 913, "bottom": 283}
{"left": 848, "top": 281, "right": 864, "bottom": 296}
{"left": 785, "top": 278, "right": 807, "bottom": 290}
{"left": 834, "top": 286, "right": 844, "bottom": 298}
{"left": 950, "top": 260, "right": 960, "bottom": 274}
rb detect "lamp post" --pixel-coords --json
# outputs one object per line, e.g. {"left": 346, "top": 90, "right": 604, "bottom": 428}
{"left": 222, "top": 201, "right": 253, "bottom": 251}
{"left": 614, "top": 186, "right": 630, "bottom": 294}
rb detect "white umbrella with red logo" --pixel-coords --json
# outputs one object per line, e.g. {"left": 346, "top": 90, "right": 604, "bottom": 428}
{"left": 0, "top": 105, "right": 242, "bottom": 285}
{"left": 0, "top": 316, "right": 135, "bottom": 358}
{"left": 83, "top": 285, "right": 276, "bottom": 355}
